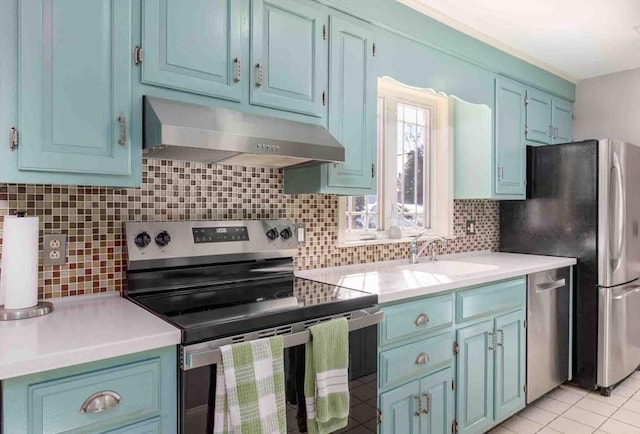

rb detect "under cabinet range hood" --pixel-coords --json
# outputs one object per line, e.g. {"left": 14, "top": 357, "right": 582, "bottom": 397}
{"left": 143, "top": 96, "right": 345, "bottom": 168}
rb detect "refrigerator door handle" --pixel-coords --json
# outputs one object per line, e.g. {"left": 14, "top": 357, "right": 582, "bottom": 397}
{"left": 612, "top": 284, "right": 640, "bottom": 300}
{"left": 609, "top": 154, "right": 625, "bottom": 270}
{"left": 535, "top": 279, "right": 566, "bottom": 293}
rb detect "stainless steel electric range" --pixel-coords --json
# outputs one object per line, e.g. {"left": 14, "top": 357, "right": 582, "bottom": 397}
{"left": 125, "top": 220, "right": 382, "bottom": 434}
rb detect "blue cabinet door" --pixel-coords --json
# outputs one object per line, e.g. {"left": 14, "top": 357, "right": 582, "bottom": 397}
{"left": 494, "top": 310, "right": 526, "bottom": 421}
{"left": 250, "top": 0, "right": 327, "bottom": 117}
{"left": 552, "top": 98, "right": 573, "bottom": 144}
{"left": 379, "top": 381, "right": 421, "bottom": 434}
{"left": 495, "top": 78, "right": 526, "bottom": 197}
{"left": 526, "top": 89, "right": 553, "bottom": 144}
{"left": 18, "top": 0, "right": 132, "bottom": 176}
{"left": 326, "top": 13, "right": 376, "bottom": 191}
{"left": 142, "top": 0, "right": 245, "bottom": 101}
{"left": 419, "top": 367, "right": 455, "bottom": 434}
{"left": 456, "top": 320, "right": 495, "bottom": 434}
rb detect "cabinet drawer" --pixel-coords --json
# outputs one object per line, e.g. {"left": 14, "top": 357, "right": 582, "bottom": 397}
{"left": 380, "top": 294, "right": 454, "bottom": 346}
{"left": 103, "top": 417, "right": 160, "bottom": 434}
{"left": 456, "top": 278, "right": 525, "bottom": 323}
{"left": 28, "top": 358, "right": 161, "bottom": 433}
{"left": 379, "top": 332, "right": 454, "bottom": 389}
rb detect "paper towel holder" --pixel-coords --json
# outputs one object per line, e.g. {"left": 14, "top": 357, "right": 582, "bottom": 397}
{"left": 0, "top": 302, "right": 53, "bottom": 321}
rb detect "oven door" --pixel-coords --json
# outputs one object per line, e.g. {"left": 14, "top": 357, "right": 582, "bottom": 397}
{"left": 180, "top": 309, "right": 382, "bottom": 434}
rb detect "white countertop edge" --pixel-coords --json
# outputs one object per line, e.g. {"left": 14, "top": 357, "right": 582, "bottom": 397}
{"left": 0, "top": 332, "right": 181, "bottom": 380}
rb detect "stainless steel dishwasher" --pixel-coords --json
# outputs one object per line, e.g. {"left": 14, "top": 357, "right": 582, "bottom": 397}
{"left": 527, "top": 267, "right": 572, "bottom": 403}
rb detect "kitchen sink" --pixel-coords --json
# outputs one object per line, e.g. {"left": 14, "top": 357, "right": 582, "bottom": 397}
{"left": 397, "top": 260, "right": 499, "bottom": 276}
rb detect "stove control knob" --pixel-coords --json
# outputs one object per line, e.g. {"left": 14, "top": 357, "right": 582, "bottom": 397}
{"left": 280, "top": 227, "right": 292, "bottom": 240}
{"left": 155, "top": 230, "right": 171, "bottom": 247}
{"left": 134, "top": 231, "right": 151, "bottom": 248}
{"left": 266, "top": 228, "right": 279, "bottom": 240}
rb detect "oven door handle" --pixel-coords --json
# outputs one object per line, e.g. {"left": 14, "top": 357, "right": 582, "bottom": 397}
{"left": 182, "top": 310, "right": 384, "bottom": 370}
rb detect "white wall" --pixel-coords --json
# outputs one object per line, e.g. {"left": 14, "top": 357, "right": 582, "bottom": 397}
{"left": 573, "top": 68, "right": 640, "bottom": 145}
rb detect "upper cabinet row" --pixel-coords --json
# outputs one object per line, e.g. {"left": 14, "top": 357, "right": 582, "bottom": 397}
{"left": 0, "top": 0, "right": 375, "bottom": 191}
{"left": 455, "top": 77, "right": 573, "bottom": 201}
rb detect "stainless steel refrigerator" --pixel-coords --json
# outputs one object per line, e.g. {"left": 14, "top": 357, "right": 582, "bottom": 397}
{"left": 500, "top": 139, "right": 640, "bottom": 395}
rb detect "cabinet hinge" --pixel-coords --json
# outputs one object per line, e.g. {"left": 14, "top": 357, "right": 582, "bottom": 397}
{"left": 9, "top": 126, "right": 18, "bottom": 151}
{"left": 377, "top": 409, "right": 383, "bottom": 424}
{"left": 525, "top": 125, "right": 529, "bottom": 134}
{"left": 524, "top": 320, "right": 527, "bottom": 329}
{"left": 322, "top": 91, "right": 326, "bottom": 106}
{"left": 373, "top": 43, "right": 376, "bottom": 57}
{"left": 452, "top": 420, "right": 459, "bottom": 434}
{"left": 323, "top": 24, "right": 327, "bottom": 40}
{"left": 371, "top": 163, "right": 375, "bottom": 178}
{"left": 524, "top": 384, "right": 527, "bottom": 393}
{"left": 134, "top": 46, "right": 144, "bottom": 65}
{"left": 452, "top": 379, "right": 455, "bottom": 391}
{"left": 453, "top": 342, "right": 459, "bottom": 355}
{"left": 525, "top": 97, "right": 529, "bottom": 105}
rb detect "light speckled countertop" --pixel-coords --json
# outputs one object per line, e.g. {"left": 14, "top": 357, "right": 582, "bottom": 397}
{"left": 296, "top": 252, "right": 577, "bottom": 304}
{"left": 0, "top": 292, "right": 180, "bottom": 380}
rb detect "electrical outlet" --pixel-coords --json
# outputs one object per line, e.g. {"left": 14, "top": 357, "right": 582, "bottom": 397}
{"left": 43, "top": 233, "right": 67, "bottom": 266}
{"left": 466, "top": 220, "right": 476, "bottom": 236}
{"left": 295, "top": 223, "right": 306, "bottom": 246}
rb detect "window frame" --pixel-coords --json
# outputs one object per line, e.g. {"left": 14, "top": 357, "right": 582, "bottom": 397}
{"left": 338, "top": 78, "right": 453, "bottom": 245}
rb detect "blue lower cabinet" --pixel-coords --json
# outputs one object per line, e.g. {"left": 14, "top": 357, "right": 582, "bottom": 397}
{"left": 494, "top": 310, "right": 526, "bottom": 421}
{"left": 456, "top": 320, "right": 495, "bottom": 434}
{"left": 2, "top": 347, "right": 177, "bottom": 434}
{"left": 379, "top": 380, "right": 421, "bottom": 434}
{"left": 419, "top": 368, "right": 455, "bottom": 434}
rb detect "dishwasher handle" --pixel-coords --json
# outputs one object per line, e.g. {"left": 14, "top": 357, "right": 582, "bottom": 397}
{"left": 535, "top": 279, "right": 566, "bottom": 293}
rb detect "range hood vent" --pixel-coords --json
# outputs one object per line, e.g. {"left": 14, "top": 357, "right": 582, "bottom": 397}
{"left": 143, "top": 96, "right": 345, "bottom": 168}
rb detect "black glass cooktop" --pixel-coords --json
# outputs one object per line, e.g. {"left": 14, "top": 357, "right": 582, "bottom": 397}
{"left": 127, "top": 275, "right": 376, "bottom": 345}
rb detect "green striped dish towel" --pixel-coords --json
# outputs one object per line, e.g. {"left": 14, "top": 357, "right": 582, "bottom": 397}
{"left": 305, "top": 318, "right": 350, "bottom": 434}
{"left": 214, "top": 336, "right": 287, "bottom": 434}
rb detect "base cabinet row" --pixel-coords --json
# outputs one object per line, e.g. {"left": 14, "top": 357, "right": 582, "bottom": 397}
{"left": 378, "top": 278, "right": 526, "bottom": 434}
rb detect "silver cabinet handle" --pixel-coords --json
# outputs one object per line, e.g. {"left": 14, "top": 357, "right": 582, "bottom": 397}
{"left": 496, "top": 329, "right": 504, "bottom": 346}
{"left": 415, "top": 313, "right": 429, "bottom": 326}
{"left": 255, "top": 62, "right": 263, "bottom": 87}
{"left": 415, "top": 352, "right": 429, "bottom": 365}
{"left": 414, "top": 395, "right": 422, "bottom": 416}
{"left": 488, "top": 332, "right": 495, "bottom": 350}
{"left": 117, "top": 116, "right": 126, "bottom": 145}
{"left": 234, "top": 58, "right": 241, "bottom": 83}
{"left": 422, "top": 393, "right": 430, "bottom": 414}
{"left": 553, "top": 127, "right": 558, "bottom": 139}
{"left": 501, "top": 166, "right": 505, "bottom": 180}
{"left": 536, "top": 278, "right": 566, "bottom": 292}
{"left": 79, "top": 391, "right": 122, "bottom": 414}
{"left": 497, "top": 166, "right": 502, "bottom": 181}
{"left": 548, "top": 125, "right": 553, "bottom": 138}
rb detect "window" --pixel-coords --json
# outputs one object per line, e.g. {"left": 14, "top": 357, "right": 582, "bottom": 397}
{"left": 340, "top": 78, "right": 453, "bottom": 243}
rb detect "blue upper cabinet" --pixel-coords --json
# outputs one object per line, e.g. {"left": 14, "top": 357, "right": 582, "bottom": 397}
{"left": 552, "top": 98, "right": 573, "bottom": 144}
{"left": 282, "top": 12, "right": 376, "bottom": 195}
{"left": 326, "top": 14, "right": 376, "bottom": 191}
{"left": 141, "top": 0, "right": 245, "bottom": 101}
{"left": 495, "top": 77, "right": 527, "bottom": 197}
{"left": 17, "top": 0, "right": 134, "bottom": 179}
{"left": 250, "top": 0, "right": 327, "bottom": 117}
{"left": 525, "top": 89, "right": 553, "bottom": 144}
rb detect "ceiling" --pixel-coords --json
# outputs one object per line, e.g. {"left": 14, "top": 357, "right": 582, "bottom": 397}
{"left": 398, "top": 0, "right": 640, "bottom": 82}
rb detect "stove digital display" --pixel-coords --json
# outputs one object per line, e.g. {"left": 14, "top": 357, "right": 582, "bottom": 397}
{"left": 193, "top": 226, "right": 249, "bottom": 243}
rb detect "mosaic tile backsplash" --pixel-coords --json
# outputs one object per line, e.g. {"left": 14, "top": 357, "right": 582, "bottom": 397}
{"left": 0, "top": 159, "right": 499, "bottom": 299}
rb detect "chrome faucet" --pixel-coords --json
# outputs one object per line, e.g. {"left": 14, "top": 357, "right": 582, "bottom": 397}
{"left": 410, "top": 235, "right": 449, "bottom": 264}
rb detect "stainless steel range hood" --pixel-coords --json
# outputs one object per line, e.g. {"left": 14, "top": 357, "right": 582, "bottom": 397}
{"left": 143, "top": 96, "right": 345, "bottom": 168}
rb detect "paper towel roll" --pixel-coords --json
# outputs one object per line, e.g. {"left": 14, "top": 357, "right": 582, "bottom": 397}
{"left": 0, "top": 214, "right": 39, "bottom": 309}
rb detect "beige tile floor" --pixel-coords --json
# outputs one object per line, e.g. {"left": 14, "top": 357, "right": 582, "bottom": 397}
{"left": 490, "top": 371, "right": 640, "bottom": 434}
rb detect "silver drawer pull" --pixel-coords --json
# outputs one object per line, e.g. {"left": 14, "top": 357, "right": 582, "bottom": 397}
{"left": 79, "top": 391, "right": 122, "bottom": 414}
{"left": 117, "top": 116, "right": 126, "bottom": 145}
{"left": 415, "top": 313, "right": 429, "bottom": 326}
{"left": 536, "top": 279, "right": 566, "bottom": 292}
{"left": 415, "top": 352, "right": 429, "bottom": 365}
